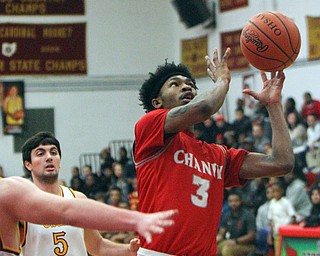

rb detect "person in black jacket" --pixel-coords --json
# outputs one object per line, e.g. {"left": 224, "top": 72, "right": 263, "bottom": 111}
{"left": 301, "top": 185, "right": 320, "bottom": 227}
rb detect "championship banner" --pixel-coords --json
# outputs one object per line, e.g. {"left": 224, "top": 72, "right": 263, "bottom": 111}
{"left": 181, "top": 35, "right": 208, "bottom": 78}
{"left": 219, "top": 0, "right": 248, "bottom": 12}
{"left": 0, "top": 23, "right": 87, "bottom": 75}
{"left": 0, "top": 81, "right": 25, "bottom": 135}
{"left": 307, "top": 16, "right": 320, "bottom": 60}
{"left": 0, "top": 0, "right": 85, "bottom": 15}
{"left": 220, "top": 29, "right": 249, "bottom": 71}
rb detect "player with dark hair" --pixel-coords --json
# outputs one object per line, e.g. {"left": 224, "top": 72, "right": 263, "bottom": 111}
{"left": 133, "top": 48, "right": 294, "bottom": 255}
{"left": 0, "top": 133, "right": 175, "bottom": 256}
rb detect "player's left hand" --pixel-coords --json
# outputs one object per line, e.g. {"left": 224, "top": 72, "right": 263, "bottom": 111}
{"left": 242, "top": 71, "right": 285, "bottom": 106}
{"left": 138, "top": 209, "right": 178, "bottom": 244}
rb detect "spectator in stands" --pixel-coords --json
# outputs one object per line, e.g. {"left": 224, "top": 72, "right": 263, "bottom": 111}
{"left": 128, "top": 177, "right": 139, "bottom": 211}
{"left": 284, "top": 158, "right": 312, "bottom": 222}
{"left": 123, "top": 151, "right": 137, "bottom": 184}
{"left": 69, "top": 165, "right": 82, "bottom": 187}
{"left": 286, "top": 111, "right": 308, "bottom": 168}
{"left": 118, "top": 146, "right": 130, "bottom": 168}
{"left": 305, "top": 113, "right": 320, "bottom": 170}
{"left": 82, "top": 173, "right": 101, "bottom": 199}
{"left": 300, "top": 185, "right": 320, "bottom": 227}
{"left": 70, "top": 175, "right": 84, "bottom": 192}
{"left": 216, "top": 190, "right": 256, "bottom": 256}
{"left": 301, "top": 92, "right": 320, "bottom": 121}
{"left": 106, "top": 186, "right": 123, "bottom": 207}
{"left": 284, "top": 97, "right": 301, "bottom": 122}
{"left": 194, "top": 116, "right": 216, "bottom": 143}
{"left": 81, "top": 164, "right": 98, "bottom": 182}
{"left": 242, "top": 83, "right": 256, "bottom": 118}
{"left": 214, "top": 113, "right": 234, "bottom": 139}
{"left": 251, "top": 103, "right": 272, "bottom": 141}
{"left": 250, "top": 123, "right": 271, "bottom": 153}
{"left": 248, "top": 185, "right": 273, "bottom": 256}
{"left": 232, "top": 107, "right": 252, "bottom": 141}
{"left": 224, "top": 132, "right": 239, "bottom": 149}
{"left": 98, "top": 165, "right": 116, "bottom": 193}
{"left": 238, "top": 136, "right": 256, "bottom": 152}
{"left": 100, "top": 146, "right": 115, "bottom": 170}
{"left": 113, "top": 161, "right": 131, "bottom": 201}
{"left": 267, "top": 182, "right": 296, "bottom": 256}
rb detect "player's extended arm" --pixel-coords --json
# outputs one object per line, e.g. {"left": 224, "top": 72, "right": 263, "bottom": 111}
{"left": 84, "top": 228, "right": 140, "bottom": 256}
{"left": 240, "top": 71, "right": 294, "bottom": 179}
{"left": 165, "top": 48, "right": 231, "bottom": 133}
{"left": 3, "top": 177, "right": 177, "bottom": 244}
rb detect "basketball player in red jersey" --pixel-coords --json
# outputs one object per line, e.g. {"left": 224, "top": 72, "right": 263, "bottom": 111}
{"left": 134, "top": 48, "right": 294, "bottom": 255}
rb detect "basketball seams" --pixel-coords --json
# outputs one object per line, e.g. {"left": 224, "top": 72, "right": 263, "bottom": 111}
{"left": 240, "top": 37, "right": 285, "bottom": 71}
{"left": 268, "top": 11, "right": 300, "bottom": 54}
{"left": 248, "top": 19, "right": 293, "bottom": 61}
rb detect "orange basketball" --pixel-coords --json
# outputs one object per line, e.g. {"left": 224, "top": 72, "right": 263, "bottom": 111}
{"left": 240, "top": 11, "right": 301, "bottom": 72}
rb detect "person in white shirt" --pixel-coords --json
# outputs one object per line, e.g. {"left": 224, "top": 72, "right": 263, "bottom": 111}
{"left": 267, "top": 182, "right": 296, "bottom": 256}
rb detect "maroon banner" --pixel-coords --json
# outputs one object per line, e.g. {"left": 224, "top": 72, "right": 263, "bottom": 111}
{"left": 219, "top": 0, "right": 248, "bottom": 12}
{"left": 0, "top": 23, "right": 87, "bottom": 75}
{"left": 220, "top": 29, "right": 249, "bottom": 71}
{"left": 0, "top": 0, "right": 85, "bottom": 15}
{"left": 1, "top": 81, "right": 25, "bottom": 134}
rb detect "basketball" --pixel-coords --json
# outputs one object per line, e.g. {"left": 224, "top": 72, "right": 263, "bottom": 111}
{"left": 240, "top": 11, "right": 301, "bottom": 72}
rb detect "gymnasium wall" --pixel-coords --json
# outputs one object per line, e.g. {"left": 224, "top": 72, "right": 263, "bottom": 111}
{"left": 0, "top": 0, "right": 319, "bottom": 184}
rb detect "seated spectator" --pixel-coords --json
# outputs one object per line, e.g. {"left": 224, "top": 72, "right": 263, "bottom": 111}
{"left": 97, "top": 166, "right": 115, "bottom": 193}
{"left": 118, "top": 146, "right": 129, "bottom": 168}
{"left": 248, "top": 185, "right": 273, "bottom": 256}
{"left": 284, "top": 158, "right": 312, "bottom": 222}
{"left": 300, "top": 185, "right": 320, "bottom": 227}
{"left": 267, "top": 182, "right": 296, "bottom": 256}
{"left": 300, "top": 92, "right": 320, "bottom": 121}
{"left": 305, "top": 113, "right": 320, "bottom": 170}
{"left": 128, "top": 177, "right": 139, "bottom": 211}
{"left": 250, "top": 123, "right": 271, "bottom": 153}
{"left": 194, "top": 116, "right": 216, "bottom": 143}
{"left": 113, "top": 162, "right": 130, "bottom": 201}
{"left": 81, "top": 164, "right": 98, "bottom": 182}
{"left": 284, "top": 97, "right": 302, "bottom": 122}
{"left": 214, "top": 113, "right": 234, "bottom": 139}
{"left": 232, "top": 107, "right": 252, "bottom": 141}
{"left": 70, "top": 176, "right": 84, "bottom": 192}
{"left": 123, "top": 152, "right": 137, "bottom": 184}
{"left": 106, "top": 186, "right": 122, "bottom": 207}
{"left": 286, "top": 111, "right": 308, "bottom": 168}
{"left": 100, "top": 146, "right": 115, "bottom": 170}
{"left": 82, "top": 173, "right": 101, "bottom": 199}
{"left": 216, "top": 191, "right": 256, "bottom": 256}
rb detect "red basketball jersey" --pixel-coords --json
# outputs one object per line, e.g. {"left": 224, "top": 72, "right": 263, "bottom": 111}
{"left": 134, "top": 109, "right": 248, "bottom": 255}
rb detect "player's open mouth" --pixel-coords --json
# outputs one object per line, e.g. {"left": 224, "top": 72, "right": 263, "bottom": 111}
{"left": 45, "top": 164, "right": 55, "bottom": 170}
{"left": 181, "top": 92, "right": 193, "bottom": 103}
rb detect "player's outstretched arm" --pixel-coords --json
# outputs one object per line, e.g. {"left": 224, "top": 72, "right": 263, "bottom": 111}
{"left": 2, "top": 176, "right": 177, "bottom": 244}
{"left": 240, "top": 71, "right": 294, "bottom": 179}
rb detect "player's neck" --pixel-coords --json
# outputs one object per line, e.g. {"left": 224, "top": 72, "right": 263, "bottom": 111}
{"left": 33, "top": 178, "right": 60, "bottom": 195}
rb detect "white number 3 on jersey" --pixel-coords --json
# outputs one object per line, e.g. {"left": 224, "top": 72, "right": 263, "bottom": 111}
{"left": 191, "top": 174, "right": 210, "bottom": 208}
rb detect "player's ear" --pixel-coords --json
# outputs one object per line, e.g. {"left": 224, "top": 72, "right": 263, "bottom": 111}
{"left": 24, "top": 160, "right": 32, "bottom": 171}
{"left": 152, "top": 97, "right": 163, "bottom": 109}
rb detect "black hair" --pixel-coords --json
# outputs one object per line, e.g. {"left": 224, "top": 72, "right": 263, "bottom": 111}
{"left": 139, "top": 61, "right": 197, "bottom": 112}
{"left": 21, "top": 131, "right": 61, "bottom": 171}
